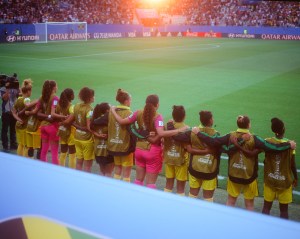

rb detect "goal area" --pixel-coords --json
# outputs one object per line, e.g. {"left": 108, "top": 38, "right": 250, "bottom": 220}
{"left": 33, "top": 22, "right": 88, "bottom": 43}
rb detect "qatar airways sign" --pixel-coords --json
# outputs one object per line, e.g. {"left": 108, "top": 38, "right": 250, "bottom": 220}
{"left": 261, "top": 34, "right": 300, "bottom": 41}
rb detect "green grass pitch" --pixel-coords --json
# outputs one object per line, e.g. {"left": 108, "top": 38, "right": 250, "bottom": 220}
{"left": 0, "top": 37, "right": 299, "bottom": 202}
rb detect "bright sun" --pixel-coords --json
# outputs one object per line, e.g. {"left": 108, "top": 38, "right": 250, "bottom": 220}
{"left": 145, "top": 0, "right": 165, "bottom": 4}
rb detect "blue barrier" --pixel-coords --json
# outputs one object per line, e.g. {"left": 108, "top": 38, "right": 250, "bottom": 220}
{"left": 1, "top": 152, "right": 300, "bottom": 238}
{"left": 0, "top": 24, "right": 299, "bottom": 43}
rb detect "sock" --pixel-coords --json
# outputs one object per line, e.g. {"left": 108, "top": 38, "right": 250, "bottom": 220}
{"left": 123, "top": 177, "right": 131, "bottom": 183}
{"left": 189, "top": 193, "right": 197, "bottom": 198}
{"left": 204, "top": 198, "right": 214, "bottom": 202}
{"left": 177, "top": 193, "right": 185, "bottom": 196}
{"left": 146, "top": 184, "right": 156, "bottom": 189}
{"left": 59, "top": 152, "right": 67, "bottom": 166}
{"left": 164, "top": 188, "right": 172, "bottom": 193}
{"left": 134, "top": 179, "right": 143, "bottom": 186}
{"left": 36, "top": 148, "right": 41, "bottom": 159}
{"left": 17, "top": 145, "right": 24, "bottom": 156}
{"left": 68, "top": 153, "right": 76, "bottom": 169}
{"left": 50, "top": 143, "right": 59, "bottom": 165}
{"left": 114, "top": 174, "right": 121, "bottom": 180}
{"left": 40, "top": 142, "right": 50, "bottom": 162}
{"left": 27, "top": 148, "right": 34, "bottom": 158}
{"left": 23, "top": 147, "right": 28, "bottom": 157}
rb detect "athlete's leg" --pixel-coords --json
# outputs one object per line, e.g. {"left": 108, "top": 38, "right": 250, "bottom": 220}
{"left": 50, "top": 140, "right": 59, "bottom": 165}
{"left": 226, "top": 195, "right": 238, "bottom": 207}
{"left": 76, "top": 158, "right": 84, "bottom": 170}
{"left": 40, "top": 139, "right": 49, "bottom": 162}
{"left": 244, "top": 198, "right": 254, "bottom": 211}
{"left": 104, "top": 163, "right": 114, "bottom": 177}
{"left": 83, "top": 160, "right": 93, "bottom": 173}
{"left": 59, "top": 144, "right": 68, "bottom": 166}
{"left": 165, "top": 178, "right": 175, "bottom": 191}
{"left": 279, "top": 203, "right": 288, "bottom": 219}
{"left": 203, "top": 189, "right": 215, "bottom": 202}
{"left": 145, "top": 172, "right": 159, "bottom": 189}
{"left": 189, "top": 187, "right": 200, "bottom": 198}
{"left": 68, "top": 145, "right": 76, "bottom": 169}
{"left": 262, "top": 200, "right": 273, "bottom": 215}
{"left": 176, "top": 180, "right": 186, "bottom": 195}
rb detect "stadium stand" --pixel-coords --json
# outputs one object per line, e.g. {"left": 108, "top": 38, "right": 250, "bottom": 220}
{"left": 0, "top": 0, "right": 299, "bottom": 27}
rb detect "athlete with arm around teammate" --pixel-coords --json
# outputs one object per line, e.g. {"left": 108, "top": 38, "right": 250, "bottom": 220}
{"left": 111, "top": 94, "right": 189, "bottom": 189}
{"left": 233, "top": 117, "right": 298, "bottom": 219}
{"left": 192, "top": 115, "right": 296, "bottom": 211}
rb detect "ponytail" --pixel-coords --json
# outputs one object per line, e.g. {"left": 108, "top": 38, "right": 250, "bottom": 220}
{"left": 21, "top": 78, "right": 33, "bottom": 94}
{"left": 143, "top": 94, "right": 159, "bottom": 131}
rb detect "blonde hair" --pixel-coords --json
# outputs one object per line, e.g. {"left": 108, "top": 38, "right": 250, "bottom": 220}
{"left": 21, "top": 78, "right": 33, "bottom": 94}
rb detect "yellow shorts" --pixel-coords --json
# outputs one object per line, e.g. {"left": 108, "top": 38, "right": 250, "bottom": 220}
{"left": 26, "top": 128, "right": 41, "bottom": 149}
{"left": 264, "top": 183, "right": 292, "bottom": 204}
{"left": 114, "top": 153, "right": 133, "bottom": 167}
{"left": 189, "top": 174, "right": 217, "bottom": 191}
{"left": 16, "top": 128, "right": 27, "bottom": 146}
{"left": 165, "top": 163, "right": 188, "bottom": 181}
{"left": 60, "top": 127, "right": 75, "bottom": 146}
{"left": 75, "top": 138, "right": 95, "bottom": 160}
{"left": 227, "top": 179, "right": 258, "bottom": 200}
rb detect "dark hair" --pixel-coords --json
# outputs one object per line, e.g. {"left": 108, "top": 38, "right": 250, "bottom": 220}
{"left": 59, "top": 88, "right": 74, "bottom": 109}
{"left": 199, "top": 111, "right": 213, "bottom": 126}
{"left": 237, "top": 115, "right": 250, "bottom": 129}
{"left": 172, "top": 105, "right": 185, "bottom": 122}
{"left": 90, "top": 102, "right": 110, "bottom": 130}
{"left": 21, "top": 79, "right": 32, "bottom": 94}
{"left": 271, "top": 117, "right": 285, "bottom": 135}
{"left": 143, "top": 94, "right": 159, "bottom": 131}
{"left": 93, "top": 102, "right": 110, "bottom": 119}
{"left": 79, "top": 87, "right": 94, "bottom": 103}
{"left": 116, "top": 88, "right": 130, "bottom": 104}
{"left": 41, "top": 80, "right": 56, "bottom": 104}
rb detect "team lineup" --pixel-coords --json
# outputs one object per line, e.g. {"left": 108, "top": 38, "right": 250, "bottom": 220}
{"left": 11, "top": 78, "right": 297, "bottom": 219}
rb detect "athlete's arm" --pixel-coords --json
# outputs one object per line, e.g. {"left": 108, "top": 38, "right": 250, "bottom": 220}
{"left": 186, "top": 144, "right": 213, "bottom": 155}
{"left": 192, "top": 127, "right": 230, "bottom": 147}
{"left": 61, "top": 114, "right": 74, "bottom": 126}
{"left": 156, "top": 125, "right": 189, "bottom": 138}
{"left": 253, "top": 135, "right": 296, "bottom": 152}
{"left": 230, "top": 136, "right": 262, "bottom": 157}
{"left": 11, "top": 106, "right": 23, "bottom": 124}
{"left": 111, "top": 106, "right": 131, "bottom": 125}
{"left": 93, "top": 112, "right": 109, "bottom": 126}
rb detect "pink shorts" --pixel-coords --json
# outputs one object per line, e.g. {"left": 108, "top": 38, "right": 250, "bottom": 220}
{"left": 41, "top": 124, "right": 59, "bottom": 141}
{"left": 135, "top": 145, "right": 163, "bottom": 174}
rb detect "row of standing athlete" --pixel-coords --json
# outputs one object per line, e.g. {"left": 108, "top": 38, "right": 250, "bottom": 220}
{"left": 13, "top": 80, "right": 297, "bottom": 219}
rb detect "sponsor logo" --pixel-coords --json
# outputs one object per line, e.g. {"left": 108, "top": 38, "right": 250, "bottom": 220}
{"left": 227, "top": 33, "right": 255, "bottom": 39}
{"left": 143, "top": 32, "right": 151, "bottom": 37}
{"left": 186, "top": 32, "right": 198, "bottom": 37}
{"left": 93, "top": 32, "right": 122, "bottom": 39}
{"left": 128, "top": 32, "right": 136, "bottom": 38}
{"left": 261, "top": 34, "right": 300, "bottom": 41}
{"left": 6, "top": 35, "right": 40, "bottom": 42}
{"left": 6, "top": 35, "right": 16, "bottom": 42}
{"left": 204, "top": 32, "right": 218, "bottom": 38}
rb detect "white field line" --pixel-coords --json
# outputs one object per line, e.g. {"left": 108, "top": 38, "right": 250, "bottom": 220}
{"left": 0, "top": 44, "right": 220, "bottom": 61}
